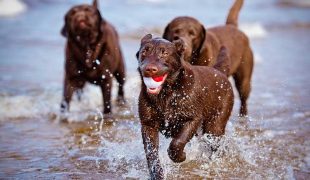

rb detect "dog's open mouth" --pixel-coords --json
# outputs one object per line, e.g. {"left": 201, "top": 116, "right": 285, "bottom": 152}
{"left": 78, "top": 20, "right": 88, "bottom": 28}
{"left": 143, "top": 74, "right": 168, "bottom": 95}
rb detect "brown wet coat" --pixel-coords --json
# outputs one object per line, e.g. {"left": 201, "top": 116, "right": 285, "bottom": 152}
{"left": 163, "top": 0, "right": 253, "bottom": 116}
{"left": 137, "top": 35, "right": 234, "bottom": 179}
{"left": 60, "top": 0, "right": 126, "bottom": 115}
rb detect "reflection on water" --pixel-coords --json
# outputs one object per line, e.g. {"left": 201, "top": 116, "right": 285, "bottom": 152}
{"left": 0, "top": 0, "right": 310, "bottom": 179}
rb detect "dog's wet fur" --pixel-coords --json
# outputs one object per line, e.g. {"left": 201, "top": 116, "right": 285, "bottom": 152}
{"left": 60, "top": 0, "right": 126, "bottom": 117}
{"left": 163, "top": 0, "right": 253, "bottom": 116}
{"left": 137, "top": 34, "right": 234, "bottom": 179}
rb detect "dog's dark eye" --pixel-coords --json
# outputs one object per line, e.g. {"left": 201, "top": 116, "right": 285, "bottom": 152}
{"left": 84, "top": 7, "right": 91, "bottom": 11}
{"left": 143, "top": 46, "right": 151, "bottom": 54}
{"left": 141, "top": 49, "right": 147, "bottom": 56}
{"left": 189, "top": 30, "right": 196, "bottom": 36}
{"left": 71, "top": 9, "right": 78, "bottom": 15}
{"left": 173, "top": 36, "right": 179, "bottom": 40}
{"left": 161, "top": 49, "right": 168, "bottom": 57}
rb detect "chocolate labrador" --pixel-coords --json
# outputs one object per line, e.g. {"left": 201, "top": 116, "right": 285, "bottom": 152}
{"left": 163, "top": 0, "right": 253, "bottom": 116}
{"left": 136, "top": 34, "right": 234, "bottom": 179}
{"left": 60, "top": 0, "right": 126, "bottom": 117}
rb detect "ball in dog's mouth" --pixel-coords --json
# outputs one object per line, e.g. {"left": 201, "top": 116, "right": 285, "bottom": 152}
{"left": 143, "top": 74, "right": 167, "bottom": 95}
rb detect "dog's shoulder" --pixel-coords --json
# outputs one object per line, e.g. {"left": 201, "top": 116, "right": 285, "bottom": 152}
{"left": 196, "top": 31, "right": 221, "bottom": 66}
{"left": 209, "top": 25, "right": 249, "bottom": 43}
{"left": 100, "top": 20, "right": 118, "bottom": 36}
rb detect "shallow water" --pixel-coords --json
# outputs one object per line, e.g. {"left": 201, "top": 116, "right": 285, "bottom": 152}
{"left": 0, "top": 0, "right": 310, "bottom": 179}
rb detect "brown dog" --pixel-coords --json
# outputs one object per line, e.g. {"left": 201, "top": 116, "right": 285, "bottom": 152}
{"left": 60, "top": 0, "right": 126, "bottom": 117}
{"left": 136, "top": 34, "right": 234, "bottom": 179}
{"left": 163, "top": 0, "right": 253, "bottom": 116}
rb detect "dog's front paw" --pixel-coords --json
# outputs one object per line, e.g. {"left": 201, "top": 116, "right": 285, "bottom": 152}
{"left": 103, "top": 113, "right": 115, "bottom": 124}
{"left": 168, "top": 147, "right": 186, "bottom": 163}
{"left": 150, "top": 161, "right": 164, "bottom": 180}
{"left": 116, "top": 96, "right": 126, "bottom": 107}
{"left": 59, "top": 101, "right": 69, "bottom": 122}
{"left": 60, "top": 101, "right": 68, "bottom": 113}
{"left": 168, "top": 141, "right": 186, "bottom": 163}
{"left": 239, "top": 105, "right": 248, "bottom": 117}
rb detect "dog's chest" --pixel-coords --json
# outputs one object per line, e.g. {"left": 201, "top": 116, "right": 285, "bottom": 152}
{"left": 70, "top": 44, "right": 111, "bottom": 78}
{"left": 82, "top": 67, "right": 112, "bottom": 82}
{"left": 157, "top": 93, "right": 195, "bottom": 137}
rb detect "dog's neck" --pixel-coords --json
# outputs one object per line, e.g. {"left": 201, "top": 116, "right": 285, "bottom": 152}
{"left": 85, "top": 33, "right": 105, "bottom": 65}
{"left": 69, "top": 29, "right": 106, "bottom": 69}
{"left": 191, "top": 30, "right": 206, "bottom": 63}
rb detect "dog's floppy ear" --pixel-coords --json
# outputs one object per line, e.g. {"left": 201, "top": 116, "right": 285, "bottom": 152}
{"left": 199, "top": 24, "right": 206, "bottom": 43}
{"left": 214, "top": 46, "right": 230, "bottom": 77}
{"left": 61, "top": 16, "right": 68, "bottom": 37}
{"left": 96, "top": 9, "right": 103, "bottom": 30}
{"left": 141, "top": 34, "right": 152, "bottom": 44}
{"left": 136, "top": 51, "right": 139, "bottom": 59}
{"left": 93, "top": 0, "right": 98, "bottom": 9}
{"left": 162, "top": 23, "right": 170, "bottom": 40}
{"left": 61, "top": 25, "right": 67, "bottom": 37}
{"left": 137, "top": 34, "right": 152, "bottom": 59}
{"left": 173, "top": 39, "right": 185, "bottom": 56}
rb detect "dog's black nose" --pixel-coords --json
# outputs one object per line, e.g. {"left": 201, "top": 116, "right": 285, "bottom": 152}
{"left": 144, "top": 64, "right": 158, "bottom": 75}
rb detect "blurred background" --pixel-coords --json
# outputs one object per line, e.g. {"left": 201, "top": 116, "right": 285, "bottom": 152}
{"left": 0, "top": 0, "right": 309, "bottom": 179}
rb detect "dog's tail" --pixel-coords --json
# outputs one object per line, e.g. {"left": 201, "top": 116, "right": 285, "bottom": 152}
{"left": 226, "top": 0, "right": 244, "bottom": 27}
{"left": 214, "top": 46, "right": 230, "bottom": 77}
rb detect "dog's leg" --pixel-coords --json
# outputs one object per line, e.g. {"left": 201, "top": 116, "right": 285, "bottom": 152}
{"left": 76, "top": 88, "right": 83, "bottom": 101}
{"left": 168, "top": 119, "right": 201, "bottom": 163}
{"left": 61, "top": 77, "right": 85, "bottom": 113}
{"left": 233, "top": 47, "right": 253, "bottom": 116}
{"left": 113, "top": 65, "right": 126, "bottom": 106}
{"left": 204, "top": 94, "right": 233, "bottom": 152}
{"left": 100, "top": 78, "right": 112, "bottom": 115}
{"left": 141, "top": 125, "right": 163, "bottom": 180}
{"left": 61, "top": 77, "right": 75, "bottom": 113}
{"left": 76, "top": 81, "right": 85, "bottom": 101}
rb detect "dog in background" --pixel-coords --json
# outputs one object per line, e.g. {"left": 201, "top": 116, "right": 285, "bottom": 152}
{"left": 60, "top": 0, "right": 126, "bottom": 117}
{"left": 163, "top": 0, "right": 253, "bottom": 116}
{"left": 136, "top": 34, "right": 234, "bottom": 179}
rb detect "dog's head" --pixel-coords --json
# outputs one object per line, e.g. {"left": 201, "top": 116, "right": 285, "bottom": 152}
{"left": 163, "top": 16, "right": 205, "bottom": 62}
{"left": 61, "top": 0, "right": 102, "bottom": 46}
{"left": 136, "top": 34, "right": 185, "bottom": 95}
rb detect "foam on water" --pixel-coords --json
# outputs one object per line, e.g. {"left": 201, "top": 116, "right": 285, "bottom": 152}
{"left": 0, "top": 0, "right": 27, "bottom": 17}
{"left": 254, "top": 52, "right": 264, "bottom": 64}
{"left": 0, "top": 73, "right": 141, "bottom": 121}
{"left": 279, "top": 0, "right": 310, "bottom": 8}
{"left": 240, "top": 23, "right": 268, "bottom": 39}
{"left": 64, "top": 111, "right": 303, "bottom": 179}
